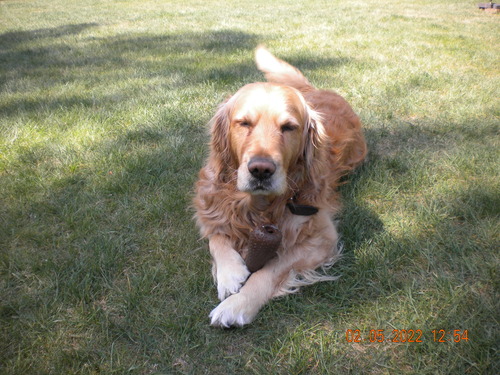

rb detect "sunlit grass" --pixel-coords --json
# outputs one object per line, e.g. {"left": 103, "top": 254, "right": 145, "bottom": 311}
{"left": 1, "top": 0, "right": 498, "bottom": 373}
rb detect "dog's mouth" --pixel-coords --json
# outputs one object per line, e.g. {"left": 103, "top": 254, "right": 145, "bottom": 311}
{"left": 238, "top": 173, "right": 287, "bottom": 196}
{"left": 248, "top": 179, "right": 273, "bottom": 194}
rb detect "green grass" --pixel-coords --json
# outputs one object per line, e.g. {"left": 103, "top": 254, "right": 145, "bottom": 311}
{"left": 0, "top": 0, "right": 498, "bottom": 373}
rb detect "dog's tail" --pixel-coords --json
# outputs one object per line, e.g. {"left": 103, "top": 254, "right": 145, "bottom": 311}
{"left": 255, "top": 46, "right": 313, "bottom": 93}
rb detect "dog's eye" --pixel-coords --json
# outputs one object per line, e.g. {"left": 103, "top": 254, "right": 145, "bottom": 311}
{"left": 238, "top": 120, "right": 251, "bottom": 127}
{"left": 281, "top": 123, "right": 297, "bottom": 132}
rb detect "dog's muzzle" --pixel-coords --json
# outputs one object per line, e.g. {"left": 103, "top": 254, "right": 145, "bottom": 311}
{"left": 245, "top": 157, "right": 277, "bottom": 192}
{"left": 237, "top": 156, "right": 285, "bottom": 195}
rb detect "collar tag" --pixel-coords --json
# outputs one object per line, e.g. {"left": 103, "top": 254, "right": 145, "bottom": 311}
{"left": 286, "top": 200, "right": 319, "bottom": 216}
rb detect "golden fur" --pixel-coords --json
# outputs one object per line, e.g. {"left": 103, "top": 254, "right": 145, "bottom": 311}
{"left": 194, "top": 46, "right": 367, "bottom": 327}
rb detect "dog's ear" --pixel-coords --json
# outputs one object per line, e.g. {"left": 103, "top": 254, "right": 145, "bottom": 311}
{"left": 208, "top": 99, "right": 234, "bottom": 180}
{"left": 302, "top": 105, "right": 329, "bottom": 191}
{"left": 303, "top": 105, "right": 326, "bottom": 171}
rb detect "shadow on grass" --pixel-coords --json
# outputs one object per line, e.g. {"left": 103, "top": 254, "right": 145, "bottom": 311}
{"left": 0, "top": 24, "right": 356, "bottom": 119}
{"left": 0, "top": 23, "right": 99, "bottom": 49}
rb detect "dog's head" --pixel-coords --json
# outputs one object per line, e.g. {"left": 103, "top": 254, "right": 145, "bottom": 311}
{"left": 209, "top": 82, "right": 324, "bottom": 196}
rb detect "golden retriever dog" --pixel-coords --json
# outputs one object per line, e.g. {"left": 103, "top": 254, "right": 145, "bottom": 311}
{"left": 194, "top": 46, "right": 367, "bottom": 327}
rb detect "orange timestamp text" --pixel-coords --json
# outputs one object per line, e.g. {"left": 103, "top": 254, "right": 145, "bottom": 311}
{"left": 345, "top": 329, "right": 469, "bottom": 343}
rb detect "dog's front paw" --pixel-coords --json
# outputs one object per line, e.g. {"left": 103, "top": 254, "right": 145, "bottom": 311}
{"left": 215, "top": 255, "right": 250, "bottom": 301}
{"left": 209, "top": 293, "right": 259, "bottom": 328}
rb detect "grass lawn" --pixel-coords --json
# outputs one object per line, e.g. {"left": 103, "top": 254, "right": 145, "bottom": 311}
{"left": 0, "top": 0, "right": 498, "bottom": 373}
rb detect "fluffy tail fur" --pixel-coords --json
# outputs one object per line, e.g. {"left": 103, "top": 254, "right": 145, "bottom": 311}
{"left": 255, "top": 46, "right": 313, "bottom": 93}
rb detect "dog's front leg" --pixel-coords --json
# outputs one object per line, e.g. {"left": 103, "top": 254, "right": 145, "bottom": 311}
{"left": 209, "top": 254, "right": 294, "bottom": 328}
{"left": 209, "top": 234, "right": 250, "bottom": 301}
{"left": 209, "top": 213, "right": 339, "bottom": 328}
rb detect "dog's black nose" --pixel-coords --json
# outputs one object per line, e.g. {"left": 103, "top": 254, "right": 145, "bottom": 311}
{"left": 248, "top": 157, "right": 276, "bottom": 180}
